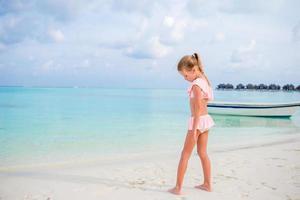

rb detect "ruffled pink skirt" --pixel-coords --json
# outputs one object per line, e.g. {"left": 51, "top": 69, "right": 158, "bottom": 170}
{"left": 188, "top": 114, "right": 215, "bottom": 133}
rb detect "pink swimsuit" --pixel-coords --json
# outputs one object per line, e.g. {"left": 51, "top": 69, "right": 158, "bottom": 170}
{"left": 187, "top": 77, "right": 215, "bottom": 134}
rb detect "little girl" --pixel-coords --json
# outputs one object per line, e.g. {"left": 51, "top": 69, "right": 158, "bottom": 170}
{"left": 168, "top": 53, "right": 215, "bottom": 195}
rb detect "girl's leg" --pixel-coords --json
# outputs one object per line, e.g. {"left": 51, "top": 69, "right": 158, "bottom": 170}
{"left": 195, "top": 130, "right": 212, "bottom": 192}
{"left": 168, "top": 130, "right": 198, "bottom": 195}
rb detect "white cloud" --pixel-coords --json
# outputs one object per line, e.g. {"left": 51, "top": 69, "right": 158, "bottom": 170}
{"left": 110, "top": 0, "right": 156, "bottom": 16}
{"left": 0, "top": 15, "right": 26, "bottom": 44}
{"left": 215, "top": 32, "right": 225, "bottom": 42}
{"left": 209, "top": 32, "right": 226, "bottom": 44}
{"left": 41, "top": 60, "right": 54, "bottom": 71}
{"left": 170, "top": 19, "right": 187, "bottom": 42}
{"left": 124, "top": 36, "right": 171, "bottom": 59}
{"left": 40, "top": 59, "right": 64, "bottom": 73}
{"left": 243, "top": 39, "right": 256, "bottom": 51}
{"left": 230, "top": 39, "right": 259, "bottom": 68}
{"left": 72, "top": 59, "right": 93, "bottom": 70}
{"left": 98, "top": 40, "right": 131, "bottom": 49}
{"left": 136, "top": 17, "right": 149, "bottom": 39}
{"left": 160, "top": 7, "right": 210, "bottom": 45}
{"left": 81, "top": 59, "right": 90, "bottom": 68}
{"left": 28, "top": 55, "right": 35, "bottom": 61}
{"left": 6, "top": 16, "right": 22, "bottom": 28}
{"left": 0, "top": 42, "right": 6, "bottom": 51}
{"left": 292, "top": 21, "right": 300, "bottom": 43}
{"left": 219, "top": 0, "right": 262, "bottom": 14}
{"left": 1, "top": 0, "right": 299, "bottom": 86}
{"left": 0, "top": 0, "right": 34, "bottom": 14}
{"left": 48, "top": 29, "right": 65, "bottom": 43}
{"left": 37, "top": 0, "right": 86, "bottom": 21}
{"left": 186, "top": 0, "right": 219, "bottom": 17}
{"left": 150, "top": 37, "right": 170, "bottom": 57}
{"left": 163, "top": 16, "right": 175, "bottom": 27}
{"left": 160, "top": 16, "right": 187, "bottom": 45}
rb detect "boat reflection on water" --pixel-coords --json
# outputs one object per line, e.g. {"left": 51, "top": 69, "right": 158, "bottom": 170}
{"left": 211, "top": 114, "right": 300, "bottom": 129}
{"left": 208, "top": 101, "right": 300, "bottom": 117}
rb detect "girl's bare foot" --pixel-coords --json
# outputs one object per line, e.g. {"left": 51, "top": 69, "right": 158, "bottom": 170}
{"left": 194, "top": 183, "right": 212, "bottom": 192}
{"left": 168, "top": 187, "right": 182, "bottom": 195}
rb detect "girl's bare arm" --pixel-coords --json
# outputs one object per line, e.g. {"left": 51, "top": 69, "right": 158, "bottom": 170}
{"left": 191, "top": 85, "right": 205, "bottom": 133}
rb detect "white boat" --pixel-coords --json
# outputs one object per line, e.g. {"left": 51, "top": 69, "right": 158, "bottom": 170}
{"left": 208, "top": 101, "right": 300, "bottom": 117}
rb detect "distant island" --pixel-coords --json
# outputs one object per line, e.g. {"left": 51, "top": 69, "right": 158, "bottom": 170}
{"left": 216, "top": 83, "right": 300, "bottom": 91}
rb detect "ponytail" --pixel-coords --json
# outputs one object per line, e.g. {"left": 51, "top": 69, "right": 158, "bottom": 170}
{"left": 193, "top": 52, "right": 211, "bottom": 87}
{"left": 193, "top": 53, "right": 202, "bottom": 72}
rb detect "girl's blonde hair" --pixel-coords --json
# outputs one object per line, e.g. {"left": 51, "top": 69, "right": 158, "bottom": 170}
{"left": 177, "top": 53, "right": 211, "bottom": 86}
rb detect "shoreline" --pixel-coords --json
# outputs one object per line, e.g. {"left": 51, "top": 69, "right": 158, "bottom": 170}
{"left": 0, "top": 132, "right": 299, "bottom": 200}
{"left": 1, "top": 132, "right": 299, "bottom": 172}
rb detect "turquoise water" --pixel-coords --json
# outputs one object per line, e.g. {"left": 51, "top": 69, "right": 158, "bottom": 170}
{"left": 0, "top": 87, "right": 300, "bottom": 167}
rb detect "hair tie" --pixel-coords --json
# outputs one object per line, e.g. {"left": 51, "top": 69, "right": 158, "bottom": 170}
{"left": 193, "top": 53, "right": 198, "bottom": 60}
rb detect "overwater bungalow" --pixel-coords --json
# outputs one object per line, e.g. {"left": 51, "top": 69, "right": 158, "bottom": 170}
{"left": 225, "top": 83, "right": 234, "bottom": 89}
{"left": 246, "top": 84, "right": 255, "bottom": 89}
{"left": 268, "top": 84, "right": 281, "bottom": 90}
{"left": 235, "top": 83, "right": 245, "bottom": 90}
{"left": 216, "top": 83, "right": 226, "bottom": 89}
{"left": 216, "top": 83, "right": 299, "bottom": 91}
{"left": 258, "top": 84, "right": 268, "bottom": 90}
{"left": 282, "top": 84, "right": 295, "bottom": 91}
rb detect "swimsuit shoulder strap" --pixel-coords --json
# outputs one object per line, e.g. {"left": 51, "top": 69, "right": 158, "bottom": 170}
{"left": 188, "top": 78, "right": 214, "bottom": 101}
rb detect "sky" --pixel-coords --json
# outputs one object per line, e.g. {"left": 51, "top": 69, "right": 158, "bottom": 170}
{"left": 0, "top": 0, "right": 299, "bottom": 89}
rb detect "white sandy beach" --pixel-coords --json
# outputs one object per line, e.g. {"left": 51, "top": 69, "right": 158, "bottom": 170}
{"left": 0, "top": 134, "right": 299, "bottom": 200}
